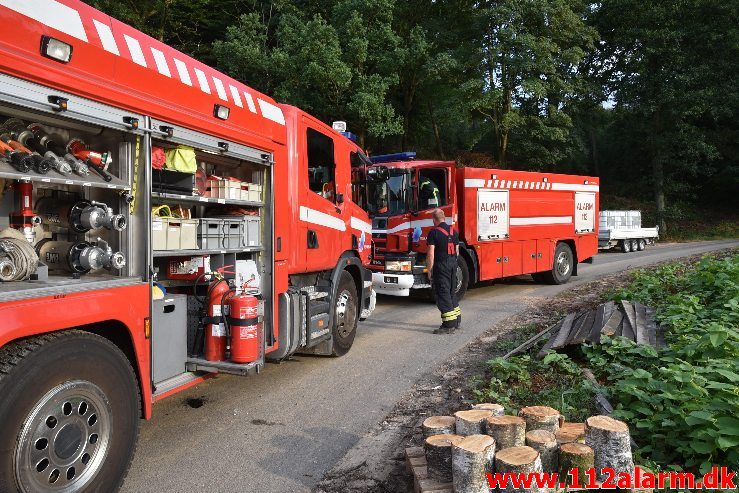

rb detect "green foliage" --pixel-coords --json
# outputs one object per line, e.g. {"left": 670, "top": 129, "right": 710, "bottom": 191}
{"left": 586, "top": 254, "right": 739, "bottom": 471}
{"left": 473, "top": 352, "right": 597, "bottom": 422}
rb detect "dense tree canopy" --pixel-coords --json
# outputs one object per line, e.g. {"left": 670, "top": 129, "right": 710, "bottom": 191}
{"left": 92, "top": 0, "right": 738, "bottom": 231}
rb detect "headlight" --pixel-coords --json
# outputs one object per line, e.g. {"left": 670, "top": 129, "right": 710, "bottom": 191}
{"left": 385, "top": 260, "right": 412, "bottom": 272}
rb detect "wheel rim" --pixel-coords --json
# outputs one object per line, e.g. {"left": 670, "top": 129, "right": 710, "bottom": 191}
{"left": 556, "top": 251, "right": 571, "bottom": 277}
{"left": 335, "top": 289, "right": 357, "bottom": 340}
{"left": 455, "top": 265, "right": 463, "bottom": 294}
{"left": 15, "top": 380, "right": 112, "bottom": 493}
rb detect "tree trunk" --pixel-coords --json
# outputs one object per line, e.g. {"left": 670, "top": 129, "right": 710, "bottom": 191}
{"left": 425, "top": 434, "right": 463, "bottom": 482}
{"left": 452, "top": 434, "right": 496, "bottom": 493}
{"left": 427, "top": 100, "right": 445, "bottom": 160}
{"left": 494, "top": 446, "right": 543, "bottom": 493}
{"left": 590, "top": 127, "right": 600, "bottom": 176}
{"left": 423, "top": 416, "right": 457, "bottom": 438}
{"left": 485, "top": 415, "right": 526, "bottom": 449}
{"left": 651, "top": 110, "right": 667, "bottom": 233}
{"left": 525, "top": 430, "right": 558, "bottom": 472}
{"left": 455, "top": 409, "right": 494, "bottom": 435}
{"left": 519, "top": 406, "right": 562, "bottom": 434}
{"left": 584, "top": 415, "right": 635, "bottom": 481}
{"left": 558, "top": 443, "right": 594, "bottom": 486}
{"left": 556, "top": 422, "right": 585, "bottom": 445}
{"left": 472, "top": 403, "right": 505, "bottom": 416}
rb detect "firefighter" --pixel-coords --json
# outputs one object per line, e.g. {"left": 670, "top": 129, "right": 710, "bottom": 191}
{"left": 426, "top": 208, "right": 461, "bottom": 334}
{"left": 419, "top": 177, "right": 440, "bottom": 209}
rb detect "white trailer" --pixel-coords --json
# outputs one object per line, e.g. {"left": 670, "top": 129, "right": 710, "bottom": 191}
{"left": 598, "top": 210, "right": 659, "bottom": 252}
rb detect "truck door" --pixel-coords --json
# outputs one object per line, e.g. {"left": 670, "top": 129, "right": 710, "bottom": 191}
{"left": 575, "top": 192, "right": 596, "bottom": 234}
{"left": 301, "top": 124, "right": 345, "bottom": 271}
{"left": 416, "top": 166, "right": 454, "bottom": 248}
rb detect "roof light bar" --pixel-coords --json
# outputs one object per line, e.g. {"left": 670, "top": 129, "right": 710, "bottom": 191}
{"left": 369, "top": 152, "right": 417, "bottom": 164}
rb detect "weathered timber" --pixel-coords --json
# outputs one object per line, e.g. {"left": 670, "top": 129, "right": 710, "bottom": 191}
{"left": 452, "top": 434, "right": 496, "bottom": 493}
{"left": 504, "top": 321, "right": 562, "bottom": 360}
{"left": 519, "top": 406, "right": 562, "bottom": 434}
{"left": 425, "top": 434, "right": 463, "bottom": 482}
{"left": 635, "top": 302, "right": 649, "bottom": 345}
{"left": 417, "top": 477, "right": 453, "bottom": 492}
{"left": 494, "top": 446, "right": 543, "bottom": 493}
{"left": 485, "top": 415, "right": 526, "bottom": 449}
{"left": 423, "top": 416, "right": 457, "bottom": 438}
{"left": 558, "top": 443, "right": 594, "bottom": 486}
{"left": 570, "top": 310, "right": 597, "bottom": 345}
{"left": 455, "top": 409, "right": 494, "bottom": 436}
{"left": 600, "top": 309, "right": 624, "bottom": 338}
{"left": 645, "top": 306, "right": 658, "bottom": 346}
{"left": 538, "top": 313, "right": 576, "bottom": 357}
{"left": 525, "top": 430, "right": 558, "bottom": 472}
{"left": 585, "top": 415, "right": 635, "bottom": 481}
{"left": 406, "top": 446, "right": 425, "bottom": 474}
{"left": 621, "top": 301, "right": 637, "bottom": 339}
{"left": 472, "top": 403, "right": 505, "bottom": 416}
{"left": 555, "top": 422, "right": 585, "bottom": 444}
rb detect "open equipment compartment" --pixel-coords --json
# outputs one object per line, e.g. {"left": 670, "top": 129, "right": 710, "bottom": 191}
{"left": 147, "top": 117, "right": 273, "bottom": 386}
{"left": 0, "top": 75, "right": 146, "bottom": 302}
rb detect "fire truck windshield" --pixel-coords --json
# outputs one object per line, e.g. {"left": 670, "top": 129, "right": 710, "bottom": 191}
{"left": 368, "top": 168, "right": 413, "bottom": 216}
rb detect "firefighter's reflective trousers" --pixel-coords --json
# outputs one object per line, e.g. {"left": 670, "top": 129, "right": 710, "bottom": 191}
{"left": 433, "top": 256, "right": 461, "bottom": 328}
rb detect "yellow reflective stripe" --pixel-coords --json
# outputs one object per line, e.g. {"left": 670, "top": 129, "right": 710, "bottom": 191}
{"left": 441, "top": 310, "right": 457, "bottom": 317}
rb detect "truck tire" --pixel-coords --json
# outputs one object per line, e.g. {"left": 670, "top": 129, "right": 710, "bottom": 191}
{"left": 330, "top": 270, "right": 358, "bottom": 356}
{"left": 455, "top": 256, "right": 469, "bottom": 301}
{"left": 542, "top": 243, "right": 574, "bottom": 285}
{"left": 621, "top": 239, "right": 631, "bottom": 253}
{"left": 0, "top": 331, "right": 140, "bottom": 493}
{"left": 631, "top": 239, "right": 639, "bottom": 252}
{"left": 637, "top": 239, "right": 646, "bottom": 251}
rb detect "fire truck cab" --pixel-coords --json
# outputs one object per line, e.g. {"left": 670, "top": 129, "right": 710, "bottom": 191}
{"left": 366, "top": 155, "right": 599, "bottom": 298}
{"left": 0, "top": 2, "right": 377, "bottom": 492}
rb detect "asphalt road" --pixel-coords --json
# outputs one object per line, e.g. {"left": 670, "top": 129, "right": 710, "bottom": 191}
{"left": 122, "top": 239, "right": 737, "bottom": 492}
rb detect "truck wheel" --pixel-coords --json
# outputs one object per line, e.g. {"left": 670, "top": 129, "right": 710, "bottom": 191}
{"left": 542, "top": 243, "right": 574, "bottom": 285}
{"left": 331, "top": 270, "right": 358, "bottom": 356}
{"left": 621, "top": 239, "right": 632, "bottom": 253}
{"left": 455, "top": 256, "right": 469, "bottom": 301}
{"left": 637, "top": 239, "right": 646, "bottom": 251}
{"left": 0, "top": 331, "right": 140, "bottom": 493}
{"left": 631, "top": 239, "right": 639, "bottom": 252}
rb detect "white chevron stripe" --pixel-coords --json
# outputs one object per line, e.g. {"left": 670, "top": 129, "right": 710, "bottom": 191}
{"left": 93, "top": 19, "right": 119, "bottom": 55}
{"left": 1, "top": 0, "right": 88, "bottom": 41}
{"left": 150, "top": 47, "right": 171, "bottom": 77}
{"left": 173, "top": 58, "right": 192, "bottom": 86}
{"left": 123, "top": 35, "right": 146, "bottom": 66}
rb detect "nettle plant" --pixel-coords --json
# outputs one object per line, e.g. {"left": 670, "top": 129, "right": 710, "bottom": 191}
{"left": 586, "top": 255, "right": 739, "bottom": 472}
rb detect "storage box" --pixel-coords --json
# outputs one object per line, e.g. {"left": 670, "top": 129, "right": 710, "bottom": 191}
{"left": 153, "top": 169, "right": 196, "bottom": 195}
{"left": 222, "top": 218, "right": 244, "bottom": 249}
{"left": 198, "top": 218, "right": 224, "bottom": 249}
{"left": 180, "top": 219, "right": 199, "bottom": 250}
{"left": 248, "top": 183, "right": 262, "bottom": 202}
{"left": 165, "top": 219, "right": 182, "bottom": 250}
{"left": 152, "top": 294, "right": 188, "bottom": 384}
{"left": 153, "top": 217, "right": 167, "bottom": 250}
{"left": 167, "top": 255, "right": 211, "bottom": 280}
{"left": 244, "top": 216, "right": 261, "bottom": 246}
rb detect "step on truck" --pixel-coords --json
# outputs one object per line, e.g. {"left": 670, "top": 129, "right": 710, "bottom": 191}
{"left": 598, "top": 210, "right": 659, "bottom": 252}
{"left": 0, "top": 2, "right": 379, "bottom": 491}
{"left": 365, "top": 155, "right": 600, "bottom": 298}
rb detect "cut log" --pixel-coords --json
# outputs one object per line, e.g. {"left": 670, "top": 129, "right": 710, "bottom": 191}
{"left": 584, "top": 415, "right": 635, "bottom": 481}
{"left": 423, "top": 416, "right": 457, "bottom": 438}
{"left": 472, "top": 403, "right": 505, "bottom": 416}
{"left": 494, "top": 446, "right": 543, "bottom": 493}
{"left": 538, "top": 313, "right": 576, "bottom": 357}
{"left": 558, "top": 442, "right": 594, "bottom": 486}
{"left": 600, "top": 309, "right": 623, "bottom": 338}
{"left": 569, "top": 310, "right": 597, "bottom": 345}
{"left": 425, "top": 434, "right": 463, "bottom": 482}
{"left": 635, "top": 303, "right": 649, "bottom": 345}
{"left": 621, "top": 301, "right": 637, "bottom": 340}
{"left": 645, "top": 306, "right": 658, "bottom": 346}
{"left": 525, "top": 430, "right": 558, "bottom": 472}
{"left": 485, "top": 415, "right": 526, "bottom": 449}
{"left": 452, "top": 434, "right": 496, "bottom": 493}
{"left": 455, "top": 409, "right": 494, "bottom": 436}
{"left": 503, "top": 321, "right": 562, "bottom": 360}
{"left": 519, "top": 405, "right": 562, "bottom": 434}
{"left": 555, "top": 422, "right": 585, "bottom": 445}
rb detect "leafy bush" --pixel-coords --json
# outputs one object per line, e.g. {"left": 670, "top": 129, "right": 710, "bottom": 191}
{"left": 586, "top": 254, "right": 739, "bottom": 472}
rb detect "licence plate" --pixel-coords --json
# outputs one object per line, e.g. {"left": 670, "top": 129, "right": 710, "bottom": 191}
{"left": 384, "top": 276, "right": 398, "bottom": 284}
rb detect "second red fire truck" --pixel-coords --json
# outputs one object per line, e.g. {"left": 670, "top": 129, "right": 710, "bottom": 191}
{"left": 366, "top": 154, "right": 600, "bottom": 298}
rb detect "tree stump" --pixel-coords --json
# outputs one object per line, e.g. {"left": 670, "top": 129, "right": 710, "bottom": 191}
{"left": 485, "top": 415, "right": 526, "bottom": 449}
{"left": 520, "top": 406, "right": 562, "bottom": 434}
{"left": 455, "top": 409, "right": 494, "bottom": 436}
{"left": 452, "top": 434, "right": 496, "bottom": 493}
{"left": 556, "top": 422, "right": 585, "bottom": 445}
{"left": 472, "top": 403, "right": 505, "bottom": 416}
{"left": 558, "top": 443, "right": 594, "bottom": 487}
{"left": 425, "top": 434, "right": 463, "bottom": 482}
{"left": 584, "top": 415, "right": 634, "bottom": 481}
{"left": 494, "top": 446, "right": 543, "bottom": 493}
{"left": 423, "top": 416, "right": 457, "bottom": 438}
{"left": 525, "top": 430, "right": 558, "bottom": 472}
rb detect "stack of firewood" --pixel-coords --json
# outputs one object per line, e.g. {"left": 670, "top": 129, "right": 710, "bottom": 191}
{"left": 406, "top": 404, "right": 639, "bottom": 493}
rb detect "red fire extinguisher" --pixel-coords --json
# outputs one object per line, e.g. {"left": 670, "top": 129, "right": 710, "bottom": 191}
{"left": 204, "top": 277, "right": 231, "bottom": 361}
{"left": 228, "top": 293, "right": 260, "bottom": 363}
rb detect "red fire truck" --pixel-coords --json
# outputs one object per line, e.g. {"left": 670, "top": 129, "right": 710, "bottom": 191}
{"left": 366, "top": 154, "right": 599, "bottom": 298}
{"left": 0, "top": 2, "right": 378, "bottom": 491}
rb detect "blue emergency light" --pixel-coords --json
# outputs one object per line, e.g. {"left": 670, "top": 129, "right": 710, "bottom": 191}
{"left": 369, "top": 152, "right": 417, "bottom": 164}
{"left": 341, "top": 131, "right": 358, "bottom": 143}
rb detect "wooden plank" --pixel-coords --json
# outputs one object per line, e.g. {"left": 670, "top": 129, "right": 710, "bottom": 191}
{"left": 621, "top": 301, "right": 637, "bottom": 339}
{"left": 634, "top": 302, "right": 649, "bottom": 345}
{"left": 418, "top": 478, "right": 453, "bottom": 492}
{"left": 538, "top": 313, "right": 576, "bottom": 356}
{"left": 645, "top": 306, "right": 658, "bottom": 346}
{"left": 621, "top": 308, "right": 635, "bottom": 341}
{"left": 503, "top": 320, "right": 562, "bottom": 359}
{"left": 413, "top": 465, "right": 429, "bottom": 493}
{"left": 600, "top": 310, "right": 623, "bottom": 338}
{"left": 570, "top": 310, "right": 597, "bottom": 345}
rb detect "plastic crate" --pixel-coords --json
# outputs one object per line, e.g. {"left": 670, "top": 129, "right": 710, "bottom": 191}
{"left": 244, "top": 216, "right": 261, "bottom": 247}
{"left": 222, "top": 218, "right": 244, "bottom": 249}
{"left": 197, "top": 218, "right": 224, "bottom": 250}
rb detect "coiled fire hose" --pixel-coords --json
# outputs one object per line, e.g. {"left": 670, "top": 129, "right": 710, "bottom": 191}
{"left": 0, "top": 228, "right": 39, "bottom": 281}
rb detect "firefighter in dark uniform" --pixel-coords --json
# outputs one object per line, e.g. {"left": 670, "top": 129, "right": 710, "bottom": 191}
{"left": 426, "top": 209, "right": 461, "bottom": 334}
